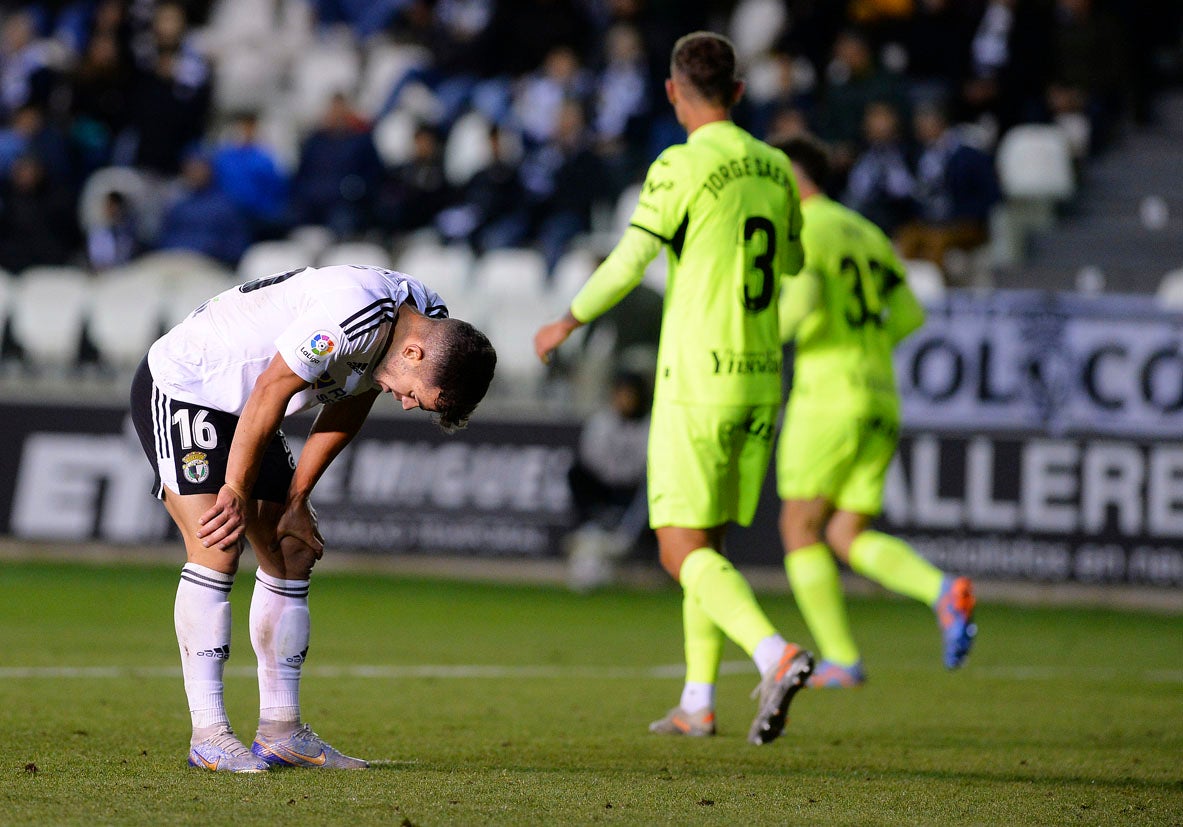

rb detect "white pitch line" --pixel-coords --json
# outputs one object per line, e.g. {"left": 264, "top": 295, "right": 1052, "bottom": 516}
{"left": 1, "top": 663, "right": 1180, "bottom": 683}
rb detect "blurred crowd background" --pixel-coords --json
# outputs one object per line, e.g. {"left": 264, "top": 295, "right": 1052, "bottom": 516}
{"left": 0, "top": 0, "right": 1180, "bottom": 406}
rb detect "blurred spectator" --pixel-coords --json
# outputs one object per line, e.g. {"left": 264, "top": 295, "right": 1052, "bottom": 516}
{"left": 764, "top": 104, "right": 811, "bottom": 145}
{"left": 1046, "top": 0, "right": 1130, "bottom": 153}
{"left": 0, "top": 10, "right": 56, "bottom": 116}
{"left": 564, "top": 369, "right": 652, "bottom": 591}
{"left": 900, "top": 0, "right": 977, "bottom": 105}
{"left": 436, "top": 125, "right": 530, "bottom": 252}
{"left": 66, "top": 27, "right": 134, "bottom": 173}
{"left": 842, "top": 99, "right": 916, "bottom": 234}
{"left": 155, "top": 150, "right": 250, "bottom": 266}
{"left": 87, "top": 189, "right": 138, "bottom": 270}
{"left": 512, "top": 46, "right": 592, "bottom": 147}
{"left": 567, "top": 370, "right": 651, "bottom": 528}
{"left": 374, "top": 122, "right": 453, "bottom": 233}
{"left": 592, "top": 23, "right": 650, "bottom": 150}
{"left": 289, "top": 93, "right": 383, "bottom": 238}
{"left": 894, "top": 100, "right": 1000, "bottom": 281}
{"left": 962, "top": 0, "right": 1054, "bottom": 133}
{"left": 378, "top": 0, "right": 505, "bottom": 128}
{"left": 0, "top": 154, "right": 80, "bottom": 272}
{"left": 118, "top": 2, "right": 211, "bottom": 176}
{"left": 484, "top": 0, "right": 594, "bottom": 77}
{"left": 309, "top": 0, "right": 411, "bottom": 40}
{"left": 814, "top": 28, "right": 909, "bottom": 182}
{"left": 211, "top": 112, "right": 289, "bottom": 239}
{"left": 0, "top": 103, "right": 72, "bottom": 187}
{"left": 122, "top": 44, "right": 211, "bottom": 176}
{"left": 519, "top": 99, "right": 604, "bottom": 272}
{"left": 741, "top": 50, "right": 816, "bottom": 142}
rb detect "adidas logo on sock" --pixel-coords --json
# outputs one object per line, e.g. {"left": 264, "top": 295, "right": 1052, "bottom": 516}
{"left": 284, "top": 646, "right": 309, "bottom": 666}
{"left": 197, "top": 645, "right": 230, "bottom": 659}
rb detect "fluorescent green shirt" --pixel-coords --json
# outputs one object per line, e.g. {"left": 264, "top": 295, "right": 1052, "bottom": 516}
{"left": 571, "top": 120, "right": 804, "bottom": 405}
{"left": 780, "top": 194, "right": 925, "bottom": 414}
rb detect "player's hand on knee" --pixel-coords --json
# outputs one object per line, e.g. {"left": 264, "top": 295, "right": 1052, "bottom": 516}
{"left": 276, "top": 497, "right": 325, "bottom": 561}
{"left": 196, "top": 483, "right": 250, "bottom": 551}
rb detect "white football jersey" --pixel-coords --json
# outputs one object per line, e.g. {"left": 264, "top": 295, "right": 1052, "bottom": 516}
{"left": 148, "top": 264, "right": 448, "bottom": 416}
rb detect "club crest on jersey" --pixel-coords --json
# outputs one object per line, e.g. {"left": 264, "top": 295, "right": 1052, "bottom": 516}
{"left": 297, "top": 331, "right": 336, "bottom": 366}
{"left": 181, "top": 451, "right": 210, "bottom": 484}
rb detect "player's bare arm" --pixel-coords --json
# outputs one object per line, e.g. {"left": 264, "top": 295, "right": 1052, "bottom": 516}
{"left": 276, "top": 388, "right": 381, "bottom": 556}
{"left": 197, "top": 354, "right": 309, "bottom": 550}
{"left": 534, "top": 312, "right": 583, "bottom": 364}
{"left": 535, "top": 225, "right": 660, "bottom": 364}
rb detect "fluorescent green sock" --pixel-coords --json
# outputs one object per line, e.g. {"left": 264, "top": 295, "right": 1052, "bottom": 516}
{"left": 679, "top": 548, "right": 777, "bottom": 657}
{"left": 683, "top": 589, "right": 724, "bottom": 685}
{"left": 786, "top": 543, "right": 860, "bottom": 667}
{"left": 848, "top": 531, "right": 944, "bottom": 606}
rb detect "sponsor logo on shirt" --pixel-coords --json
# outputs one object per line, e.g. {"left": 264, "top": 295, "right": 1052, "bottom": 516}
{"left": 347, "top": 361, "right": 369, "bottom": 375}
{"left": 181, "top": 451, "right": 210, "bottom": 484}
{"left": 297, "top": 331, "right": 336, "bottom": 367}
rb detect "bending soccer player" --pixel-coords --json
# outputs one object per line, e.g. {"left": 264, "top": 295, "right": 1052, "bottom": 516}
{"left": 775, "top": 135, "right": 976, "bottom": 688}
{"left": 535, "top": 32, "right": 814, "bottom": 744}
{"left": 130, "top": 264, "right": 496, "bottom": 772}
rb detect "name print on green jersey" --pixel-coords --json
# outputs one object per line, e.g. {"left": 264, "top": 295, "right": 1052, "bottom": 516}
{"left": 700, "top": 155, "right": 790, "bottom": 200}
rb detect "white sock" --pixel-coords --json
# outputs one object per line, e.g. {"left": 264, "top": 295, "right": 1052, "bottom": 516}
{"left": 250, "top": 569, "right": 310, "bottom": 732}
{"left": 679, "top": 681, "right": 715, "bottom": 714}
{"left": 175, "top": 563, "right": 234, "bottom": 733}
{"left": 753, "top": 634, "right": 790, "bottom": 675}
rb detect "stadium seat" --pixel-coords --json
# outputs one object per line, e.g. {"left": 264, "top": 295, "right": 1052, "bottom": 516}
{"left": 77, "top": 166, "right": 159, "bottom": 240}
{"left": 238, "top": 240, "right": 309, "bottom": 281}
{"left": 373, "top": 107, "right": 418, "bottom": 167}
{"left": 395, "top": 240, "right": 475, "bottom": 314}
{"left": 470, "top": 247, "right": 548, "bottom": 305}
{"left": 160, "top": 269, "right": 238, "bottom": 330}
{"left": 355, "top": 41, "right": 432, "bottom": 119}
{"left": 288, "top": 224, "right": 335, "bottom": 259}
{"left": 130, "top": 250, "right": 233, "bottom": 282}
{"left": 996, "top": 125, "right": 1075, "bottom": 201}
{"left": 288, "top": 36, "right": 362, "bottom": 129}
{"left": 317, "top": 241, "right": 394, "bottom": 270}
{"left": 904, "top": 259, "right": 947, "bottom": 303}
{"left": 9, "top": 267, "right": 92, "bottom": 372}
{"left": 443, "top": 111, "right": 494, "bottom": 186}
{"left": 481, "top": 300, "right": 552, "bottom": 397}
{"left": 1155, "top": 268, "right": 1183, "bottom": 309}
{"left": 549, "top": 247, "right": 599, "bottom": 313}
{"left": 728, "top": 0, "right": 789, "bottom": 60}
{"left": 87, "top": 268, "right": 165, "bottom": 371}
{"left": 612, "top": 183, "right": 643, "bottom": 237}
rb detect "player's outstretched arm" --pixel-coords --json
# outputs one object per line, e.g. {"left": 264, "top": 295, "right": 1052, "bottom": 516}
{"left": 534, "top": 312, "right": 583, "bottom": 364}
{"left": 534, "top": 225, "right": 661, "bottom": 363}
{"left": 197, "top": 354, "right": 309, "bottom": 550}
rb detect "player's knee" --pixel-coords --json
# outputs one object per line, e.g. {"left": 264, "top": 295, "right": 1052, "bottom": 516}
{"left": 824, "top": 522, "right": 857, "bottom": 557}
{"left": 277, "top": 537, "right": 320, "bottom": 580}
{"left": 658, "top": 545, "right": 685, "bottom": 580}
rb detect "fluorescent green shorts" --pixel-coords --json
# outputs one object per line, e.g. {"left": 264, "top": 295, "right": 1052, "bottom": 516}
{"left": 776, "top": 408, "right": 898, "bottom": 516}
{"left": 647, "top": 402, "right": 778, "bottom": 529}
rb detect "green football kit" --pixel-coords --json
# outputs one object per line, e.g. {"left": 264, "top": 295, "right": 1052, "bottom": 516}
{"left": 776, "top": 194, "right": 925, "bottom": 515}
{"left": 570, "top": 120, "right": 804, "bottom": 528}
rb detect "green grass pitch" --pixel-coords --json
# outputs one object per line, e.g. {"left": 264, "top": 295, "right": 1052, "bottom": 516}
{"left": 1, "top": 559, "right": 1180, "bottom": 825}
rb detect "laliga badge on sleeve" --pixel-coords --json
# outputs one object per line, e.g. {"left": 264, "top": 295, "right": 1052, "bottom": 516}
{"left": 297, "top": 331, "right": 336, "bottom": 367}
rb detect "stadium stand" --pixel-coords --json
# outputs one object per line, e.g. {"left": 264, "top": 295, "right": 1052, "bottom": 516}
{"left": 0, "top": 0, "right": 1176, "bottom": 402}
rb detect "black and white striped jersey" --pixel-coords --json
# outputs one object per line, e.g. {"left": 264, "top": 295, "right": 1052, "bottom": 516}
{"left": 147, "top": 264, "right": 448, "bottom": 416}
